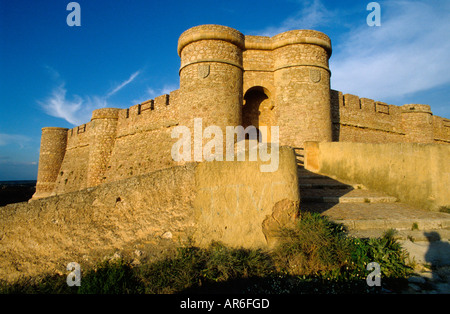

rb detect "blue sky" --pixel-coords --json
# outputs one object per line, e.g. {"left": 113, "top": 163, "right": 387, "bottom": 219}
{"left": 0, "top": 0, "right": 449, "bottom": 180}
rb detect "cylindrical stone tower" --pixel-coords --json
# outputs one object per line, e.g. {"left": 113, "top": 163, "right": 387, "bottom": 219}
{"left": 401, "top": 104, "right": 433, "bottom": 143}
{"left": 273, "top": 30, "right": 332, "bottom": 148}
{"left": 86, "top": 108, "right": 120, "bottom": 187}
{"left": 177, "top": 25, "right": 245, "bottom": 159}
{"left": 32, "top": 127, "right": 68, "bottom": 199}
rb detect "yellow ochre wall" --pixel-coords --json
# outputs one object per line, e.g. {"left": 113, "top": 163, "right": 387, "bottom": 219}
{"left": 32, "top": 24, "right": 450, "bottom": 199}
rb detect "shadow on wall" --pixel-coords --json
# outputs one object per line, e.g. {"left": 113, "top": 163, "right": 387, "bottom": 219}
{"left": 331, "top": 89, "right": 341, "bottom": 142}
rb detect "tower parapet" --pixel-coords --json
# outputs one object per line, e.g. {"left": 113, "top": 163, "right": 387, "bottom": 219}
{"left": 401, "top": 104, "right": 433, "bottom": 143}
{"left": 178, "top": 25, "right": 245, "bottom": 145}
{"left": 272, "top": 30, "right": 332, "bottom": 147}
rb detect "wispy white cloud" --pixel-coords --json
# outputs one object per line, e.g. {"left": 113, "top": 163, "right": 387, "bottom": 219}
{"left": 0, "top": 159, "right": 37, "bottom": 165}
{"left": 331, "top": 0, "right": 450, "bottom": 101}
{"left": 130, "top": 83, "right": 179, "bottom": 105}
{"left": 43, "top": 65, "right": 61, "bottom": 81}
{"left": 145, "top": 87, "right": 158, "bottom": 99}
{"left": 146, "top": 84, "right": 179, "bottom": 98}
{"left": 39, "top": 70, "right": 141, "bottom": 126}
{"left": 0, "top": 133, "right": 31, "bottom": 148}
{"left": 256, "top": 0, "right": 335, "bottom": 36}
{"left": 254, "top": 0, "right": 450, "bottom": 110}
{"left": 106, "top": 70, "right": 141, "bottom": 98}
{"left": 39, "top": 84, "right": 83, "bottom": 125}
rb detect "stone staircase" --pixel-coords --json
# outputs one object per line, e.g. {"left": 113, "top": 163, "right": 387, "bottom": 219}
{"left": 293, "top": 147, "right": 450, "bottom": 242}
{"left": 294, "top": 147, "right": 450, "bottom": 292}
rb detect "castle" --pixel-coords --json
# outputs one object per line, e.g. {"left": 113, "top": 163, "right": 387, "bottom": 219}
{"left": 2, "top": 24, "right": 449, "bottom": 283}
{"left": 32, "top": 24, "right": 450, "bottom": 200}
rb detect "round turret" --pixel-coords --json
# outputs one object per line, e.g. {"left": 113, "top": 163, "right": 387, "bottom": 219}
{"left": 401, "top": 104, "right": 433, "bottom": 143}
{"left": 87, "top": 108, "right": 120, "bottom": 187}
{"left": 178, "top": 24, "right": 244, "bottom": 133}
{"left": 177, "top": 25, "right": 246, "bottom": 160}
{"left": 32, "top": 127, "right": 68, "bottom": 199}
{"left": 273, "top": 29, "right": 332, "bottom": 147}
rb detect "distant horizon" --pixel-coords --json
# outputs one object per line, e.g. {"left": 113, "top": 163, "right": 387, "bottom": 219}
{"left": 0, "top": 180, "right": 36, "bottom": 183}
{"left": 1, "top": 0, "right": 449, "bottom": 180}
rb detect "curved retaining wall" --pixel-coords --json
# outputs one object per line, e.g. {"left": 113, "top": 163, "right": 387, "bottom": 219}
{"left": 304, "top": 141, "right": 450, "bottom": 211}
{"left": 0, "top": 147, "right": 299, "bottom": 283}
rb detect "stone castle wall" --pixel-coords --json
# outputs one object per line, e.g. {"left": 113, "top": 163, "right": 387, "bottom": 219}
{"left": 44, "top": 91, "right": 187, "bottom": 198}
{"left": 330, "top": 90, "right": 450, "bottom": 144}
{"left": 1, "top": 147, "right": 299, "bottom": 282}
{"left": 32, "top": 24, "right": 450, "bottom": 199}
{"left": 4, "top": 24, "right": 450, "bottom": 283}
{"left": 304, "top": 141, "right": 450, "bottom": 211}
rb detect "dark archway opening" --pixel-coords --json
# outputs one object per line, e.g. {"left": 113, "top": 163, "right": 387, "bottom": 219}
{"left": 242, "top": 86, "right": 274, "bottom": 143}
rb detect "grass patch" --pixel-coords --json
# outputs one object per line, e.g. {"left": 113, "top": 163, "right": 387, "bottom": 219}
{"left": 138, "top": 243, "right": 275, "bottom": 294}
{"left": 78, "top": 259, "right": 140, "bottom": 294}
{"left": 0, "top": 213, "right": 414, "bottom": 294}
{"left": 273, "top": 212, "right": 350, "bottom": 276}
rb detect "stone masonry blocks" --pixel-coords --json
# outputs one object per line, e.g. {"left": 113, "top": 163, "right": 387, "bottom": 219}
{"left": 33, "top": 127, "right": 68, "bottom": 199}
{"left": 33, "top": 24, "right": 450, "bottom": 198}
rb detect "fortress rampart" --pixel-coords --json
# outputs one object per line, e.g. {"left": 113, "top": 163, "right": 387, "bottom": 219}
{"left": 2, "top": 148, "right": 300, "bottom": 282}
{"left": 32, "top": 24, "right": 450, "bottom": 199}
{"left": 3, "top": 24, "right": 450, "bottom": 283}
{"left": 304, "top": 141, "right": 450, "bottom": 211}
{"left": 330, "top": 91, "right": 450, "bottom": 144}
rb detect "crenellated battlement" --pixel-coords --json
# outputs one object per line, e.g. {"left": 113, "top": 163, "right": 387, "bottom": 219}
{"left": 330, "top": 90, "right": 450, "bottom": 143}
{"left": 32, "top": 24, "right": 450, "bottom": 199}
{"left": 65, "top": 92, "right": 177, "bottom": 140}
{"left": 124, "top": 94, "right": 171, "bottom": 119}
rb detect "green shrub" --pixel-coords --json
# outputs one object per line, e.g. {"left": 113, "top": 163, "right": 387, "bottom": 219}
{"left": 271, "top": 213, "right": 413, "bottom": 292}
{"left": 202, "top": 242, "right": 274, "bottom": 282}
{"left": 346, "top": 229, "right": 413, "bottom": 280}
{"left": 274, "top": 212, "right": 350, "bottom": 276}
{"left": 137, "top": 242, "right": 275, "bottom": 293}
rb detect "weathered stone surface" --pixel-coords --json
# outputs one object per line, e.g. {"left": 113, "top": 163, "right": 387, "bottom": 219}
{"left": 32, "top": 25, "right": 450, "bottom": 200}
{"left": 7, "top": 24, "right": 450, "bottom": 288}
{"left": 0, "top": 146, "right": 300, "bottom": 283}
{"left": 0, "top": 164, "right": 197, "bottom": 283}
{"left": 304, "top": 142, "right": 450, "bottom": 211}
{"left": 193, "top": 146, "right": 299, "bottom": 248}
{"left": 262, "top": 199, "right": 299, "bottom": 247}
